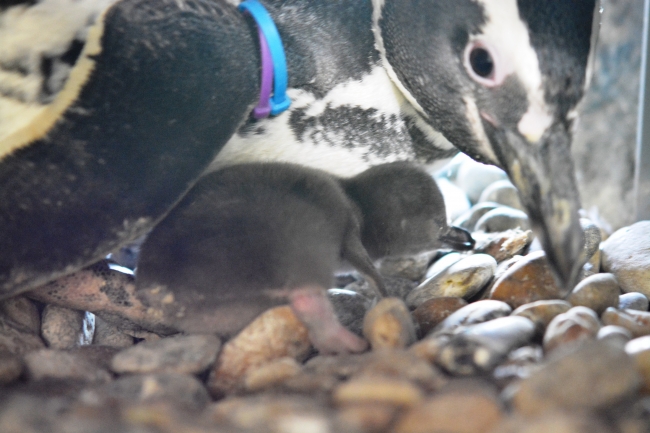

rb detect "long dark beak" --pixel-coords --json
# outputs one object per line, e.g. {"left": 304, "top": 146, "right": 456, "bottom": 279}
{"left": 489, "top": 122, "right": 585, "bottom": 294}
{"left": 439, "top": 226, "right": 475, "bottom": 251}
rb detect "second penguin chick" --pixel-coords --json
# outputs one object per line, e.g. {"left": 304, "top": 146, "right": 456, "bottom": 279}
{"left": 135, "top": 162, "right": 384, "bottom": 355}
{"left": 341, "top": 162, "right": 474, "bottom": 259}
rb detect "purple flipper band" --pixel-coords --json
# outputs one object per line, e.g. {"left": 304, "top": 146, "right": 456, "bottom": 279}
{"left": 252, "top": 27, "right": 273, "bottom": 119}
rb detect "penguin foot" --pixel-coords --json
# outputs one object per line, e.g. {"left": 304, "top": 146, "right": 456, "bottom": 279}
{"left": 290, "top": 286, "right": 368, "bottom": 355}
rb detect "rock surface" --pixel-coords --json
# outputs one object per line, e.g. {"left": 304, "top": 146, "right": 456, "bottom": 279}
{"left": 601, "top": 221, "right": 650, "bottom": 296}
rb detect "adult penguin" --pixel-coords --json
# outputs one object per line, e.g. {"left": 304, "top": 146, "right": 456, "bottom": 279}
{"left": 0, "top": 0, "right": 598, "bottom": 298}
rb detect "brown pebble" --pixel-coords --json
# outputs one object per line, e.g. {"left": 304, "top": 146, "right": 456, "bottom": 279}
{"left": 0, "top": 315, "right": 45, "bottom": 355}
{"left": 602, "top": 307, "right": 650, "bottom": 338}
{"left": 363, "top": 298, "right": 416, "bottom": 350}
{"left": 512, "top": 300, "right": 572, "bottom": 335}
{"left": 0, "top": 351, "right": 23, "bottom": 385}
{"left": 244, "top": 357, "right": 302, "bottom": 392}
{"left": 412, "top": 297, "right": 468, "bottom": 336}
{"left": 543, "top": 306, "right": 600, "bottom": 354}
{"left": 489, "top": 250, "right": 562, "bottom": 308}
{"left": 337, "top": 403, "right": 400, "bottom": 433}
{"left": 473, "top": 229, "right": 534, "bottom": 262}
{"left": 24, "top": 348, "right": 112, "bottom": 383}
{"left": 625, "top": 336, "right": 650, "bottom": 393}
{"left": 333, "top": 377, "right": 424, "bottom": 407}
{"left": 568, "top": 273, "right": 620, "bottom": 315}
{"left": 601, "top": 221, "right": 650, "bottom": 297}
{"left": 207, "top": 306, "right": 311, "bottom": 397}
{"left": 512, "top": 340, "right": 641, "bottom": 415}
{"left": 490, "top": 411, "right": 615, "bottom": 433}
{"left": 597, "top": 325, "right": 633, "bottom": 347}
{"left": 0, "top": 296, "right": 40, "bottom": 334}
{"left": 41, "top": 305, "right": 95, "bottom": 349}
{"left": 356, "top": 350, "right": 448, "bottom": 392}
{"left": 395, "top": 383, "right": 504, "bottom": 433}
{"left": 92, "top": 316, "right": 134, "bottom": 348}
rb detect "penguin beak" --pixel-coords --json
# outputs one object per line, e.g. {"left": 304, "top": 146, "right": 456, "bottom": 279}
{"left": 487, "top": 121, "right": 585, "bottom": 294}
{"left": 439, "top": 226, "right": 475, "bottom": 251}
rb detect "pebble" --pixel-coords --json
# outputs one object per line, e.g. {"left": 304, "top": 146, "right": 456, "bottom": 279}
{"left": 395, "top": 382, "right": 504, "bottom": 433}
{"left": 597, "top": 325, "right": 633, "bottom": 347}
{"left": 96, "top": 372, "right": 210, "bottom": 410}
{"left": 0, "top": 351, "right": 23, "bottom": 385}
{"left": 474, "top": 207, "right": 531, "bottom": 232}
{"left": 436, "top": 316, "right": 536, "bottom": 375}
{"left": 491, "top": 411, "right": 615, "bottom": 433}
{"left": 452, "top": 202, "right": 500, "bottom": 231}
{"left": 333, "top": 377, "right": 424, "bottom": 407}
{"left": 406, "top": 254, "right": 496, "bottom": 308}
{"left": 111, "top": 334, "right": 221, "bottom": 375}
{"left": 412, "top": 297, "right": 468, "bottom": 336}
{"left": 244, "top": 357, "right": 303, "bottom": 392}
{"left": 453, "top": 157, "right": 508, "bottom": 203}
{"left": 511, "top": 340, "right": 641, "bottom": 416}
{"left": 0, "top": 314, "right": 45, "bottom": 355}
{"left": 434, "top": 300, "right": 512, "bottom": 333}
{"left": 543, "top": 306, "right": 600, "bottom": 354}
{"left": 492, "top": 345, "right": 543, "bottom": 386}
{"left": 423, "top": 252, "right": 463, "bottom": 280}
{"left": 362, "top": 298, "right": 416, "bottom": 350}
{"left": 601, "top": 307, "right": 650, "bottom": 337}
{"left": 41, "top": 305, "right": 95, "bottom": 349}
{"left": 601, "top": 221, "right": 650, "bottom": 297}
{"left": 625, "top": 336, "right": 650, "bottom": 393}
{"left": 24, "top": 348, "right": 112, "bottom": 383}
{"left": 436, "top": 177, "right": 472, "bottom": 221}
{"left": 580, "top": 218, "right": 602, "bottom": 260}
{"left": 511, "top": 300, "right": 572, "bottom": 335}
{"left": 328, "top": 289, "right": 374, "bottom": 336}
{"left": 0, "top": 296, "right": 40, "bottom": 334}
{"left": 93, "top": 316, "right": 134, "bottom": 348}
{"left": 478, "top": 179, "right": 524, "bottom": 211}
{"left": 378, "top": 250, "right": 437, "bottom": 281}
{"left": 567, "top": 273, "right": 620, "bottom": 315}
{"left": 489, "top": 250, "right": 563, "bottom": 308}
{"left": 473, "top": 229, "right": 534, "bottom": 263}
{"left": 337, "top": 402, "right": 400, "bottom": 433}
{"left": 207, "top": 306, "right": 311, "bottom": 398}
{"left": 619, "top": 292, "right": 649, "bottom": 311}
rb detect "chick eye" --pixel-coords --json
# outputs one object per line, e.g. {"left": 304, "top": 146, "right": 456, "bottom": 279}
{"left": 469, "top": 47, "right": 494, "bottom": 78}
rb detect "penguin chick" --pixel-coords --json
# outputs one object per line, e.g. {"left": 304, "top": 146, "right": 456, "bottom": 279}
{"left": 341, "top": 162, "right": 475, "bottom": 258}
{"left": 135, "top": 162, "right": 386, "bottom": 355}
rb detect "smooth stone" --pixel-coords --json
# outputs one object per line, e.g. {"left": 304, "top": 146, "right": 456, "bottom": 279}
{"left": 424, "top": 252, "right": 463, "bottom": 280}
{"left": 453, "top": 157, "right": 508, "bottom": 203}
{"left": 436, "top": 177, "right": 472, "bottom": 222}
{"left": 619, "top": 292, "right": 649, "bottom": 311}
{"left": 328, "top": 289, "right": 374, "bottom": 336}
{"left": 434, "top": 300, "right": 513, "bottom": 333}
{"left": 511, "top": 340, "right": 641, "bottom": 415}
{"left": 92, "top": 316, "right": 134, "bottom": 348}
{"left": 98, "top": 373, "right": 210, "bottom": 410}
{"left": 491, "top": 412, "right": 615, "bottom": 433}
{"left": 333, "top": 377, "right": 424, "bottom": 407}
{"left": 543, "top": 306, "right": 600, "bottom": 354}
{"left": 395, "top": 383, "right": 504, "bottom": 433}
{"left": 410, "top": 334, "right": 452, "bottom": 365}
{"left": 452, "top": 202, "right": 500, "bottom": 231}
{"left": 41, "top": 305, "right": 95, "bottom": 349}
{"left": 24, "top": 348, "right": 112, "bottom": 383}
{"left": 493, "top": 255, "right": 525, "bottom": 280}
{"left": 582, "top": 248, "right": 601, "bottom": 278}
{"left": 473, "top": 229, "right": 534, "bottom": 263}
{"left": 406, "top": 254, "right": 496, "bottom": 308}
{"left": 597, "top": 325, "right": 633, "bottom": 347}
{"left": 478, "top": 179, "right": 524, "bottom": 211}
{"left": 512, "top": 300, "right": 572, "bottom": 335}
{"left": 475, "top": 207, "right": 530, "bottom": 232}
{"left": 412, "top": 297, "right": 468, "bottom": 336}
{"left": 378, "top": 250, "right": 437, "bottom": 281}
{"left": 489, "top": 250, "right": 563, "bottom": 308}
{"left": 602, "top": 307, "right": 650, "bottom": 337}
{"left": 626, "top": 335, "right": 650, "bottom": 355}
{"left": 0, "top": 296, "right": 40, "bottom": 334}
{"left": 601, "top": 221, "right": 650, "bottom": 297}
{"left": 111, "top": 334, "right": 221, "bottom": 375}
{"left": 362, "top": 298, "right": 416, "bottom": 350}
{"left": 207, "top": 306, "right": 311, "bottom": 398}
{"left": 0, "top": 351, "right": 23, "bottom": 385}
{"left": 436, "top": 316, "right": 536, "bottom": 375}
{"left": 580, "top": 218, "right": 602, "bottom": 260}
{"left": 567, "top": 273, "right": 620, "bottom": 315}
{"left": 0, "top": 315, "right": 45, "bottom": 355}
{"left": 337, "top": 403, "right": 400, "bottom": 433}
{"left": 244, "top": 357, "right": 302, "bottom": 392}
{"left": 492, "top": 345, "right": 543, "bottom": 387}
{"left": 625, "top": 336, "right": 650, "bottom": 393}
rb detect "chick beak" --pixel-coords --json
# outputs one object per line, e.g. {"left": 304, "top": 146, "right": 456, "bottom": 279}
{"left": 489, "top": 121, "right": 586, "bottom": 294}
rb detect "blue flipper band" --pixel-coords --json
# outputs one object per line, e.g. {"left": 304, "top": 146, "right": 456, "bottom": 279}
{"left": 239, "top": 0, "right": 291, "bottom": 116}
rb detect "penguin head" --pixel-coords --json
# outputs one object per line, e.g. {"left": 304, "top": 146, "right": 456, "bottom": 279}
{"left": 374, "top": 0, "right": 599, "bottom": 292}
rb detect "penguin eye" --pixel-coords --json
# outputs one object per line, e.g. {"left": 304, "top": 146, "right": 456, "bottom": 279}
{"left": 469, "top": 48, "right": 494, "bottom": 78}
{"left": 464, "top": 40, "right": 502, "bottom": 87}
